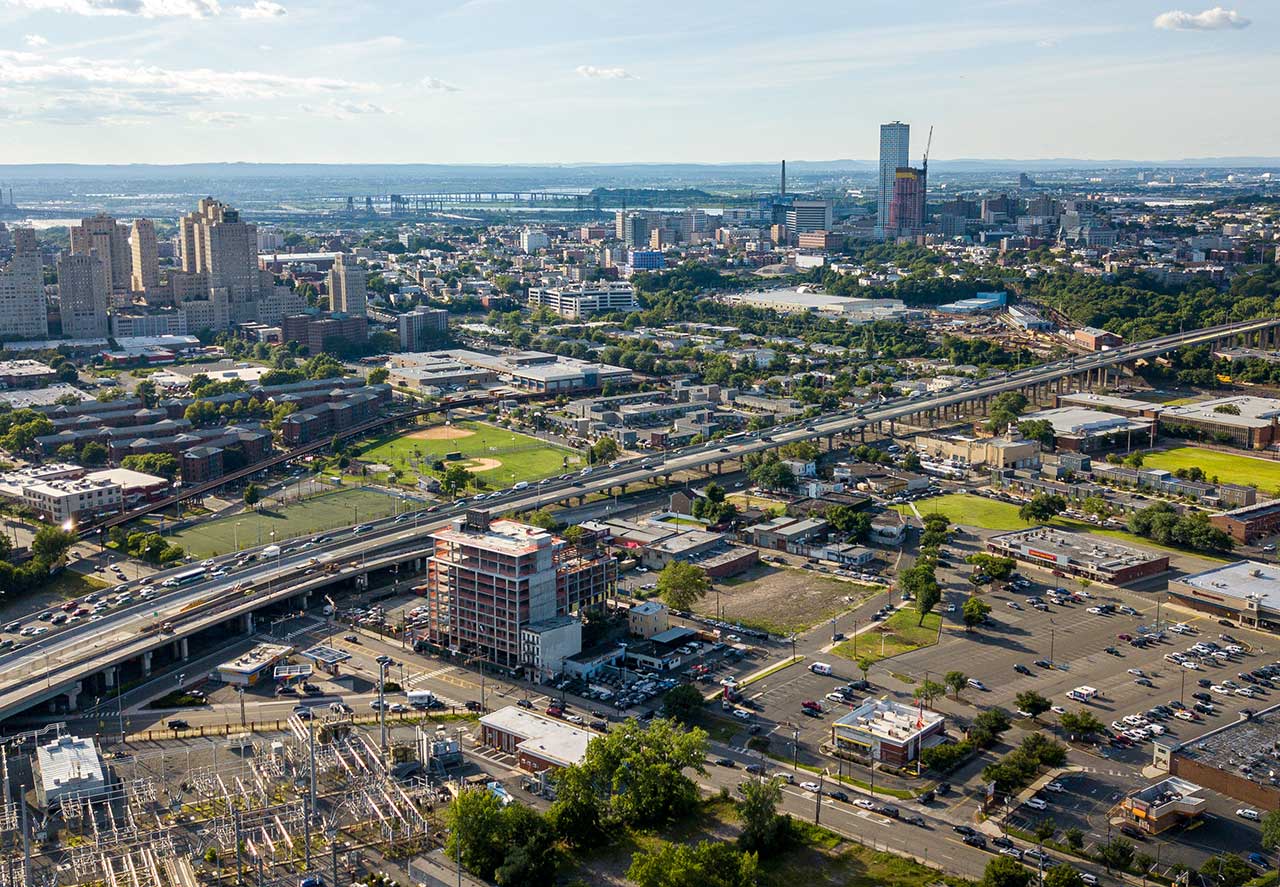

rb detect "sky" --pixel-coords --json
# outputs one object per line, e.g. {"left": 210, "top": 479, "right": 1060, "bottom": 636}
{"left": 0, "top": 0, "right": 1273, "bottom": 164}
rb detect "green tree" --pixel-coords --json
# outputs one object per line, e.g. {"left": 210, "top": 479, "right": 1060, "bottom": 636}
{"left": 662, "top": 683, "right": 706, "bottom": 723}
{"left": 134, "top": 378, "right": 158, "bottom": 408}
{"left": 1059, "top": 709, "right": 1104, "bottom": 740}
{"left": 1261, "top": 809, "right": 1280, "bottom": 857}
{"left": 1017, "top": 418, "right": 1055, "bottom": 448}
{"left": 1063, "top": 827, "right": 1085, "bottom": 851}
{"left": 1200, "top": 854, "right": 1252, "bottom": 887}
{"left": 944, "top": 670, "right": 968, "bottom": 699}
{"left": 443, "top": 463, "right": 474, "bottom": 497}
{"left": 1014, "top": 691, "right": 1052, "bottom": 720}
{"left": 858, "top": 655, "right": 875, "bottom": 682}
{"left": 1034, "top": 819, "right": 1055, "bottom": 843}
{"left": 737, "top": 777, "right": 785, "bottom": 852}
{"left": 1019, "top": 493, "right": 1067, "bottom": 524}
{"left": 1044, "top": 866, "right": 1084, "bottom": 887}
{"left": 367, "top": 367, "right": 390, "bottom": 385}
{"left": 121, "top": 452, "right": 179, "bottom": 480}
{"left": 980, "top": 855, "right": 1033, "bottom": 887}
{"left": 749, "top": 460, "right": 795, "bottom": 491}
{"left": 31, "top": 526, "right": 75, "bottom": 562}
{"left": 917, "top": 679, "right": 946, "bottom": 709}
{"left": 1134, "top": 852, "right": 1156, "bottom": 885}
{"left": 588, "top": 436, "right": 619, "bottom": 465}
{"left": 627, "top": 840, "right": 758, "bottom": 887}
{"left": 549, "top": 718, "right": 708, "bottom": 847}
{"left": 962, "top": 597, "right": 992, "bottom": 631}
{"left": 243, "top": 483, "right": 261, "bottom": 508}
{"left": 1098, "top": 837, "right": 1135, "bottom": 873}
{"left": 657, "top": 561, "right": 711, "bottom": 611}
{"left": 79, "top": 440, "right": 108, "bottom": 467}
{"left": 524, "top": 509, "right": 560, "bottom": 531}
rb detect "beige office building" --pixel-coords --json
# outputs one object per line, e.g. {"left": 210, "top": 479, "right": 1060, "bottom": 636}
{"left": 0, "top": 228, "right": 48, "bottom": 339}
{"left": 178, "top": 198, "right": 274, "bottom": 326}
{"left": 70, "top": 214, "right": 132, "bottom": 298}
{"left": 57, "top": 253, "right": 110, "bottom": 339}
{"left": 129, "top": 218, "right": 160, "bottom": 295}
{"left": 327, "top": 253, "right": 367, "bottom": 317}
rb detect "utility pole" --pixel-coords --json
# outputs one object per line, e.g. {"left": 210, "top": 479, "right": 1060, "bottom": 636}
{"left": 815, "top": 771, "right": 824, "bottom": 825}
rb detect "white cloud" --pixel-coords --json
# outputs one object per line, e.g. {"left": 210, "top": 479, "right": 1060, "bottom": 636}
{"left": 1035, "top": 38, "right": 1058, "bottom": 49}
{"left": 237, "top": 0, "right": 283, "bottom": 19}
{"left": 575, "top": 64, "right": 632, "bottom": 80}
{"left": 420, "top": 75, "right": 459, "bottom": 92}
{"left": 187, "top": 109, "right": 250, "bottom": 124}
{"left": 23, "top": 34, "right": 48, "bottom": 47}
{"left": 5, "top": 0, "right": 286, "bottom": 18}
{"left": 301, "top": 99, "right": 392, "bottom": 119}
{"left": 1154, "top": 7, "right": 1250, "bottom": 30}
{"left": 0, "top": 52, "right": 363, "bottom": 100}
{"left": 5, "top": 0, "right": 221, "bottom": 17}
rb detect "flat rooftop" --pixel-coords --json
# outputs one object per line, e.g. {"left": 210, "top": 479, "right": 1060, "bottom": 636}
{"left": 990, "top": 526, "right": 1165, "bottom": 570}
{"left": 1058, "top": 391, "right": 1160, "bottom": 413}
{"left": 1163, "top": 396, "right": 1280, "bottom": 429}
{"left": 1176, "top": 704, "right": 1280, "bottom": 787}
{"left": 834, "top": 698, "right": 944, "bottom": 743}
{"left": 1175, "top": 560, "right": 1280, "bottom": 607}
{"left": 433, "top": 518, "right": 553, "bottom": 557}
{"left": 479, "top": 705, "right": 596, "bottom": 767}
{"left": 218, "top": 643, "right": 293, "bottom": 676}
{"left": 0, "top": 384, "right": 91, "bottom": 408}
{"left": 1024, "top": 406, "right": 1152, "bottom": 437}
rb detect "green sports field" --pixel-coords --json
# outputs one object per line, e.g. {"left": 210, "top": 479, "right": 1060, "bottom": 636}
{"left": 168, "top": 488, "right": 415, "bottom": 558}
{"left": 355, "top": 421, "right": 581, "bottom": 489}
{"left": 904, "top": 493, "right": 1232, "bottom": 562}
{"left": 1142, "top": 446, "right": 1280, "bottom": 493}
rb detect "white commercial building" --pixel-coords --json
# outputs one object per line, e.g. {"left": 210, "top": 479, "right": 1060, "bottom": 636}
{"left": 0, "top": 466, "right": 123, "bottom": 524}
{"left": 35, "top": 735, "right": 107, "bottom": 809}
{"left": 527, "top": 282, "right": 637, "bottom": 318}
{"left": 520, "top": 229, "right": 550, "bottom": 253}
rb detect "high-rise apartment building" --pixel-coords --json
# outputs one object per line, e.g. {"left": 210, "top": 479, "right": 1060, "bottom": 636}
{"left": 129, "top": 218, "right": 159, "bottom": 295}
{"left": 617, "top": 213, "right": 650, "bottom": 249}
{"left": 398, "top": 306, "right": 449, "bottom": 351}
{"left": 878, "top": 122, "right": 910, "bottom": 239}
{"left": 179, "top": 198, "right": 260, "bottom": 314}
{"left": 519, "top": 229, "right": 550, "bottom": 253}
{"left": 56, "top": 252, "right": 110, "bottom": 338}
{"left": 326, "top": 253, "right": 367, "bottom": 317}
{"left": 888, "top": 166, "right": 927, "bottom": 239}
{"left": 0, "top": 228, "right": 47, "bottom": 339}
{"left": 422, "top": 513, "right": 615, "bottom": 670}
{"left": 70, "top": 214, "right": 132, "bottom": 297}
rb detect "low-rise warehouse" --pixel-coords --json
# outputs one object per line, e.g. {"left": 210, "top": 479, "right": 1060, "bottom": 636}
{"left": 478, "top": 705, "right": 596, "bottom": 773}
{"left": 1168, "top": 560, "right": 1280, "bottom": 630}
{"left": 1161, "top": 396, "right": 1280, "bottom": 450}
{"left": 986, "top": 527, "right": 1169, "bottom": 586}
{"left": 1021, "top": 405, "right": 1156, "bottom": 453}
{"left": 1156, "top": 704, "right": 1280, "bottom": 812}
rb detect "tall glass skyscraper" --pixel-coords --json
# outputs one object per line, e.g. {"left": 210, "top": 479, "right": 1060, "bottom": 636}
{"left": 878, "top": 122, "right": 910, "bottom": 238}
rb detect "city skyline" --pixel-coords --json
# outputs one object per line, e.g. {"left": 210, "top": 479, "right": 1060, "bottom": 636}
{"left": 0, "top": 0, "right": 1273, "bottom": 164}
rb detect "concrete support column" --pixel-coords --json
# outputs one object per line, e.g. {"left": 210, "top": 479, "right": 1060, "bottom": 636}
{"left": 141, "top": 651, "right": 153, "bottom": 677}
{"left": 64, "top": 680, "right": 82, "bottom": 711}
{"left": 103, "top": 665, "right": 116, "bottom": 689}
{"left": 242, "top": 612, "right": 254, "bottom": 635}
{"left": 179, "top": 638, "right": 189, "bottom": 660}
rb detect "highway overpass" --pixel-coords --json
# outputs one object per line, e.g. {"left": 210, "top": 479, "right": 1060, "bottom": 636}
{"left": 4, "top": 315, "right": 1278, "bottom": 722}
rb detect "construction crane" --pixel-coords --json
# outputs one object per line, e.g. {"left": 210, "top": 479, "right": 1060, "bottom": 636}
{"left": 922, "top": 125, "right": 933, "bottom": 174}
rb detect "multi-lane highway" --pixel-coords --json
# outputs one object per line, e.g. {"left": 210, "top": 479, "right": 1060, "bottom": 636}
{"left": 4, "top": 315, "right": 1279, "bottom": 722}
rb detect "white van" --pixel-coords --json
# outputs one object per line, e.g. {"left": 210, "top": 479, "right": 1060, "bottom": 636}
{"left": 810, "top": 662, "right": 833, "bottom": 676}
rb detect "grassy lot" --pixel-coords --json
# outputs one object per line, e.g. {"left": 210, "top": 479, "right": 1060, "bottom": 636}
{"left": 695, "top": 564, "right": 881, "bottom": 636}
{"left": 355, "top": 420, "right": 580, "bottom": 488}
{"left": 903, "top": 493, "right": 1233, "bottom": 562}
{"left": 168, "top": 487, "right": 413, "bottom": 558}
{"left": 1144, "top": 445, "right": 1280, "bottom": 492}
{"left": 726, "top": 492, "right": 789, "bottom": 515}
{"left": 832, "top": 609, "right": 942, "bottom": 665}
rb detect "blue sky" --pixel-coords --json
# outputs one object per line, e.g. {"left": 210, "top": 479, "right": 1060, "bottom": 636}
{"left": 0, "top": 0, "right": 1272, "bottom": 163}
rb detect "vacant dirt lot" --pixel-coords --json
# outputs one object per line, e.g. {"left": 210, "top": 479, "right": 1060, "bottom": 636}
{"left": 694, "top": 564, "right": 882, "bottom": 635}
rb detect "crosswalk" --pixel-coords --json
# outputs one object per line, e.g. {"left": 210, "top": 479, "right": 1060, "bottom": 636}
{"left": 403, "top": 668, "right": 464, "bottom": 707}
